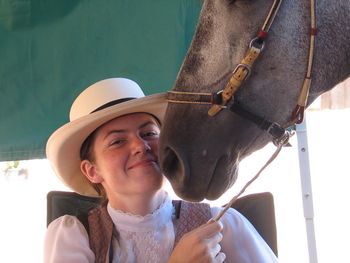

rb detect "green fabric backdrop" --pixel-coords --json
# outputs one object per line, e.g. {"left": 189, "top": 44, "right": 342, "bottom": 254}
{"left": 0, "top": 0, "right": 202, "bottom": 161}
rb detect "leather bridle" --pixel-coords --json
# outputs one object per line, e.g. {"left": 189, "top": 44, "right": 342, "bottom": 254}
{"left": 167, "top": 0, "right": 317, "bottom": 147}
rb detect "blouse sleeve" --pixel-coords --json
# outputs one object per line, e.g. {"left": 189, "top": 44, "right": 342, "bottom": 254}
{"left": 44, "top": 215, "right": 95, "bottom": 263}
{"left": 211, "top": 207, "right": 279, "bottom": 263}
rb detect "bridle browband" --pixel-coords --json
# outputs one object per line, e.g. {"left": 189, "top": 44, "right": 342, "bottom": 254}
{"left": 167, "top": 0, "right": 317, "bottom": 147}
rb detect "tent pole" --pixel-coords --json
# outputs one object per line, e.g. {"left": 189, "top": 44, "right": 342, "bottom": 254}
{"left": 296, "top": 117, "right": 318, "bottom": 263}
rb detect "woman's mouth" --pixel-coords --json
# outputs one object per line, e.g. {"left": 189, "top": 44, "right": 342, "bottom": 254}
{"left": 128, "top": 159, "right": 158, "bottom": 170}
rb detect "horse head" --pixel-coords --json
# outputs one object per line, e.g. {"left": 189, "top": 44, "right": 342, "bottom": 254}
{"left": 159, "top": 0, "right": 350, "bottom": 201}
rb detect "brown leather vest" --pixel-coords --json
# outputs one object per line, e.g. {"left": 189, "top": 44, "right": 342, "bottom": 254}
{"left": 87, "top": 200, "right": 211, "bottom": 263}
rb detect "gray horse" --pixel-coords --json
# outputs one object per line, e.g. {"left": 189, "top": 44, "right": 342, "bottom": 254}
{"left": 159, "top": 0, "right": 350, "bottom": 201}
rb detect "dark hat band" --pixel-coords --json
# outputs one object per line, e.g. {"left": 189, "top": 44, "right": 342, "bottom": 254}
{"left": 90, "top": 97, "right": 135, "bottom": 113}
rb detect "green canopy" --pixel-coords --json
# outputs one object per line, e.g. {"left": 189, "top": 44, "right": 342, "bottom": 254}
{"left": 0, "top": 0, "right": 202, "bottom": 161}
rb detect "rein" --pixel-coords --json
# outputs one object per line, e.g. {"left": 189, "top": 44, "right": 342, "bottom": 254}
{"left": 167, "top": 0, "right": 317, "bottom": 221}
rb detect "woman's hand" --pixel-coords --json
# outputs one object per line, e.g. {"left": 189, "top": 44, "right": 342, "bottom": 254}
{"left": 168, "top": 220, "right": 226, "bottom": 263}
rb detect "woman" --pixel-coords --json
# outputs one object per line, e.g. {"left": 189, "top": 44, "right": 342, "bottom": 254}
{"left": 44, "top": 78, "right": 278, "bottom": 263}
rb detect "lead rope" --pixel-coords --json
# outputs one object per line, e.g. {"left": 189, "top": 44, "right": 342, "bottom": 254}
{"left": 213, "top": 0, "right": 316, "bottom": 221}
{"left": 212, "top": 135, "right": 289, "bottom": 222}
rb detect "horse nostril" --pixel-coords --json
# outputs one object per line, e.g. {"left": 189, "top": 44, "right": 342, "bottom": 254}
{"left": 161, "top": 147, "right": 184, "bottom": 180}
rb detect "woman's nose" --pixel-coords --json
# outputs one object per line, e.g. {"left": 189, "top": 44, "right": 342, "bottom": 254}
{"left": 131, "top": 137, "right": 151, "bottom": 154}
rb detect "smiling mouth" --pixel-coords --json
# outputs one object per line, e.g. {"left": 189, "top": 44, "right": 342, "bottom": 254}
{"left": 128, "top": 159, "right": 158, "bottom": 170}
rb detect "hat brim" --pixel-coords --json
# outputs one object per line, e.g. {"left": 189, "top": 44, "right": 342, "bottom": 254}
{"left": 46, "top": 93, "right": 168, "bottom": 196}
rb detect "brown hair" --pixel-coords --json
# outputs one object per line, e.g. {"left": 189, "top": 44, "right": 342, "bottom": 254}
{"left": 80, "top": 130, "right": 107, "bottom": 200}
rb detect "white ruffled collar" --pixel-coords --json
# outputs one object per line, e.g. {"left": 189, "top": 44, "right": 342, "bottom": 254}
{"left": 107, "top": 190, "right": 174, "bottom": 233}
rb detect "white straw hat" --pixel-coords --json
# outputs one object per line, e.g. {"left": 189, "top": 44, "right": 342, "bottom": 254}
{"left": 46, "top": 78, "right": 167, "bottom": 196}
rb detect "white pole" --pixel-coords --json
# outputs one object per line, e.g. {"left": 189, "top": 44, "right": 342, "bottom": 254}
{"left": 296, "top": 117, "right": 318, "bottom": 263}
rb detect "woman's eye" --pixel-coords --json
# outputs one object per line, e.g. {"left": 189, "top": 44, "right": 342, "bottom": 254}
{"left": 109, "top": 139, "right": 125, "bottom": 146}
{"left": 142, "top": 130, "right": 159, "bottom": 138}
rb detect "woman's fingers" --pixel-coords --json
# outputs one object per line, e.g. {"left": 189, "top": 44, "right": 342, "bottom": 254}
{"left": 169, "top": 220, "right": 224, "bottom": 263}
{"left": 210, "top": 243, "right": 222, "bottom": 257}
{"left": 208, "top": 232, "right": 223, "bottom": 246}
{"left": 197, "top": 220, "right": 223, "bottom": 239}
{"left": 207, "top": 223, "right": 225, "bottom": 263}
{"left": 215, "top": 252, "right": 226, "bottom": 263}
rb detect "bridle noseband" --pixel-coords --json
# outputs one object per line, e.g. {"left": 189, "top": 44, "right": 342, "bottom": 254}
{"left": 167, "top": 0, "right": 317, "bottom": 147}
{"left": 167, "top": 90, "right": 290, "bottom": 146}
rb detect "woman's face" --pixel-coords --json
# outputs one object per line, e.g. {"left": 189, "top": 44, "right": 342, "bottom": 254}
{"left": 83, "top": 113, "right": 163, "bottom": 200}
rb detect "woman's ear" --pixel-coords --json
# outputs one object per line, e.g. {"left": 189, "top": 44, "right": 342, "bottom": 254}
{"left": 80, "top": 160, "right": 103, "bottom": 184}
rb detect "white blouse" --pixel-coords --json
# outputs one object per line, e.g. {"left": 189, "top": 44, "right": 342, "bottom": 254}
{"left": 44, "top": 191, "right": 278, "bottom": 263}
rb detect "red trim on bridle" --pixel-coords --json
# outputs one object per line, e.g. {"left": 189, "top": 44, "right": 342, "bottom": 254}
{"left": 310, "top": 27, "right": 317, "bottom": 35}
{"left": 258, "top": 30, "right": 268, "bottom": 40}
